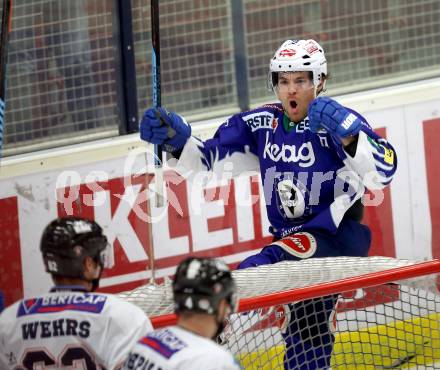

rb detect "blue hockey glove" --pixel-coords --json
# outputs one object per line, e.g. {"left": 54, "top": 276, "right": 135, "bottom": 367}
{"left": 140, "top": 107, "right": 191, "bottom": 154}
{"left": 308, "top": 97, "right": 362, "bottom": 138}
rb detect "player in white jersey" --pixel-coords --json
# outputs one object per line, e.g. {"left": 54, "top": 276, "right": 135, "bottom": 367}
{"left": 0, "top": 217, "right": 153, "bottom": 370}
{"left": 122, "top": 257, "right": 242, "bottom": 370}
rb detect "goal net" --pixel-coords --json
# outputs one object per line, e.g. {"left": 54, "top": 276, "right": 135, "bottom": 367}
{"left": 117, "top": 256, "right": 440, "bottom": 369}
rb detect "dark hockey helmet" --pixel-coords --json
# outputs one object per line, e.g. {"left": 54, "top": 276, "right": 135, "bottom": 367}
{"left": 40, "top": 217, "right": 111, "bottom": 279}
{"left": 173, "top": 257, "right": 237, "bottom": 315}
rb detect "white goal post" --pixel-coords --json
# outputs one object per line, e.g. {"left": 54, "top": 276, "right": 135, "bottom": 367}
{"left": 118, "top": 256, "right": 440, "bottom": 369}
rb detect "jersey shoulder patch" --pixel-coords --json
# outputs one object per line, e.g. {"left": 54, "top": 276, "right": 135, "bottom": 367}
{"left": 139, "top": 328, "right": 187, "bottom": 359}
{"left": 17, "top": 294, "right": 107, "bottom": 317}
{"left": 242, "top": 111, "right": 275, "bottom": 132}
{"left": 240, "top": 104, "right": 282, "bottom": 132}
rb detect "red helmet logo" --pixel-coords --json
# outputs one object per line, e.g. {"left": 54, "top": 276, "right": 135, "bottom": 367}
{"left": 278, "top": 49, "right": 296, "bottom": 57}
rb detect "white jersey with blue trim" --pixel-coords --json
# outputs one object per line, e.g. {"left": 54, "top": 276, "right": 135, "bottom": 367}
{"left": 0, "top": 288, "right": 153, "bottom": 370}
{"left": 175, "top": 103, "right": 397, "bottom": 237}
{"left": 123, "top": 326, "right": 241, "bottom": 370}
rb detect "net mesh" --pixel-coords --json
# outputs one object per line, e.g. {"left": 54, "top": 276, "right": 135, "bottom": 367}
{"left": 225, "top": 285, "right": 440, "bottom": 369}
{"left": 117, "top": 256, "right": 439, "bottom": 316}
{"left": 118, "top": 256, "right": 440, "bottom": 369}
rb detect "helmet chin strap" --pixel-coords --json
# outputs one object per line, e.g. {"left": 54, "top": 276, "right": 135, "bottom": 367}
{"left": 87, "top": 256, "right": 104, "bottom": 292}
{"left": 212, "top": 311, "right": 227, "bottom": 340}
{"left": 212, "top": 301, "right": 232, "bottom": 340}
{"left": 90, "top": 264, "right": 104, "bottom": 292}
{"left": 315, "top": 79, "right": 326, "bottom": 97}
{"left": 90, "top": 279, "right": 99, "bottom": 292}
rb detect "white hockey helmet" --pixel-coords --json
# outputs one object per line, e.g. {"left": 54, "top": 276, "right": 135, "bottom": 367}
{"left": 268, "top": 39, "right": 327, "bottom": 90}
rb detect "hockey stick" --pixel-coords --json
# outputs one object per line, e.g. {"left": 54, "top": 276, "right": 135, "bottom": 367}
{"left": 150, "top": 0, "right": 164, "bottom": 208}
{"left": 0, "top": 0, "right": 12, "bottom": 160}
{"left": 145, "top": 0, "right": 163, "bottom": 285}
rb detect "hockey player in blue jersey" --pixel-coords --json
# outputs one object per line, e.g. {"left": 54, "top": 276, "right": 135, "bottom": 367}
{"left": 139, "top": 39, "right": 397, "bottom": 369}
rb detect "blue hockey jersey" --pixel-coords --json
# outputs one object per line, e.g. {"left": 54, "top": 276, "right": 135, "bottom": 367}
{"left": 175, "top": 102, "right": 397, "bottom": 238}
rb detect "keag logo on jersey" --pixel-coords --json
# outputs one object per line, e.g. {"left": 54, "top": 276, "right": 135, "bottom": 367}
{"left": 17, "top": 294, "right": 107, "bottom": 316}
{"left": 263, "top": 131, "right": 315, "bottom": 167}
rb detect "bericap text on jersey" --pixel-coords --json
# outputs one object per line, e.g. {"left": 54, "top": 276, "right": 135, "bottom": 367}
{"left": 42, "top": 293, "right": 106, "bottom": 306}
{"left": 150, "top": 329, "right": 187, "bottom": 351}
